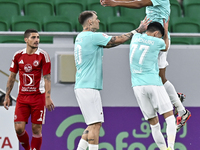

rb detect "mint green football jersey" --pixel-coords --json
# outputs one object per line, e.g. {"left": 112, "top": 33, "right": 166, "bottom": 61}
{"left": 74, "top": 31, "right": 112, "bottom": 90}
{"left": 130, "top": 33, "right": 166, "bottom": 87}
{"left": 146, "top": 0, "right": 170, "bottom": 26}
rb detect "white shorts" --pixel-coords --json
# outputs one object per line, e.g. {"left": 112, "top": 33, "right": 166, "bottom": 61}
{"left": 133, "top": 85, "right": 173, "bottom": 120}
{"left": 74, "top": 88, "right": 104, "bottom": 125}
{"left": 158, "top": 40, "right": 171, "bottom": 69}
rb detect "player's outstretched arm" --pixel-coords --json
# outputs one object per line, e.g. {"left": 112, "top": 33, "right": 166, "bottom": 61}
{"left": 4, "top": 72, "right": 16, "bottom": 110}
{"left": 162, "top": 18, "right": 170, "bottom": 51}
{"left": 44, "top": 74, "right": 55, "bottom": 111}
{"left": 100, "top": 0, "right": 152, "bottom": 8}
{"left": 105, "top": 17, "right": 151, "bottom": 48}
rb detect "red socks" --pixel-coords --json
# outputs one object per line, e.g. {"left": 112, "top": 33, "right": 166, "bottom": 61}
{"left": 17, "top": 130, "right": 30, "bottom": 150}
{"left": 31, "top": 134, "right": 42, "bottom": 150}
{"left": 17, "top": 131, "right": 42, "bottom": 150}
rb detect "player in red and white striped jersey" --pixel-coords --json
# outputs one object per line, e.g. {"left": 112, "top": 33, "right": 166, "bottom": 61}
{"left": 4, "top": 29, "right": 54, "bottom": 150}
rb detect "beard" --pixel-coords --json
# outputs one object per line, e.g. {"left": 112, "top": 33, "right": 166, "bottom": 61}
{"left": 30, "top": 46, "right": 38, "bottom": 49}
{"left": 28, "top": 44, "right": 38, "bottom": 49}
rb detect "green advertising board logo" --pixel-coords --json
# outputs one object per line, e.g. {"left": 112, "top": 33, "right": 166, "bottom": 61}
{"left": 56, "top": 115, "right": 187, "bottom": 150}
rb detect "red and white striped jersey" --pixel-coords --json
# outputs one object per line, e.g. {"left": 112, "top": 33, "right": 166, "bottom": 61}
{"left": 10, "top": 48, "right": 51, "bottom": 95}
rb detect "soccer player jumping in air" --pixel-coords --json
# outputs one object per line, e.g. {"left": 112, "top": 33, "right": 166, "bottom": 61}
{"left": 100, "top": 0, "right": 191, "bottom": 131}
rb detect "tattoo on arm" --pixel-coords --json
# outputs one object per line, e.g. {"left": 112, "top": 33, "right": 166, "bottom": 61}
{"left": 110, "top": 37, "right": 117, "bottom": 43}
{"left": 44, "top": 74, "right": 51, "bottom": 82}
{"left": 105, "top": 32, "right": 133, "bottom": 48}
{"left": 6, "top": 72, "right": 16, "bottom": 94}
{"left": 44, "top": 74, "right": 51, "bottom": 97}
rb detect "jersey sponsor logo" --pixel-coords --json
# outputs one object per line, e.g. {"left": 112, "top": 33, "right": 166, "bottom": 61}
{"left": 24, "top": 64, "right": 32, "bottom": 72}
{"left": 33, "top": 60, "right": 39, "bottom": 67}
{"left": 102, "top": 33, "right": 109, "bottom": 38}
{"left": 19, "top": 59, "right": 24, "bottom": 64}
{"left": 23, "top": 74, "right": 35, "bottom": 86}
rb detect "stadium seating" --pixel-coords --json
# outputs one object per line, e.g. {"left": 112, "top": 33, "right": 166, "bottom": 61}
{"left": 193, "top": 38, "right": 200, "bottom": 44}
{"left": 39, "top": 36, "right": 53, "bottom": 43}
{"left": 0, "top": 36, "right": 24, "bottom": 43}
{"left": 87, "top": 0, "right": 118, "bottom": 22}
{"left": 0, "top": 17, "right": 9, "bottom": 31}
{"left": 24, "top": 0, "right": 54, "bottom": 21}
{"left": 0, "top": 0, "right": 21, "bottom": 23}
{"left": 0, "top": 0, "right": 198, "bottom": 45}
{"left": 107, "top": 17, "right": 140, "bottom": 32}
{"left": 183, "top": 0, "right": 200, "bottom": 19}
{"left": 18, "top": 0, "right": 24, "bottom": 7}
{"left": 43, "top": 16, "right": 73, "bottom": 32}
{"left": 171, "top": 17, "right": 200, "bottom": 33}
{"left": 11, "top": 16, "right": 42, "bottom": 31}
{"left": 0, "top": 35, "right": 53, "bottom": 43}
{"left": 55, "top": 0, "right": 86, "bottom": 25}
{"left": 170, "top": 0, "right": 182, "bottom": 18}
{"left": 171, "top": 37, "right": 194, "bottom": 45}
{"left": 119, "top": 7, "right": 146, "bottom": 21}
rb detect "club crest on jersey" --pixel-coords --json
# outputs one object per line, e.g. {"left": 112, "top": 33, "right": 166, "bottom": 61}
{"left": 33, "top": 60, "right": 39, "bottom": 67}
{"left": 102, "top": 33, "right": 109, "bottom": 38}
{"left": 24, "top": 64, "right": 32, "bottom": 72}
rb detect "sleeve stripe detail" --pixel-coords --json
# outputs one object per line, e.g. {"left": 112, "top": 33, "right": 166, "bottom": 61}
{"left": 12, "top": 49, "right": 24, "bottom": 60}
{"left": 38, "top": 48, "right": 50, "bottom": 63}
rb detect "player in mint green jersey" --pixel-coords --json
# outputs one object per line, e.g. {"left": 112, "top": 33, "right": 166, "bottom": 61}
{"left": 74, "top": 11, "right": 150, "bottom": 150}
{"left": 100, "top": 0, "right": 191, "bottom": 131}
{"left": 130, "top": 20, "right": 176, "bottom": 150}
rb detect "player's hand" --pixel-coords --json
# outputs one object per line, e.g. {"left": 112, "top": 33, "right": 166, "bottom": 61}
{"left": 137, "top": 16, "right": 152, "bottom": 33}
{"left": 163, "top": 17, "right": 170, "bottom": 32}
{"left": 3, "top": 95, "right": 10, "bottom": 110}
{"left": 46, "top": 98, "right": 55, "bottom": 111}
{"left": 100, "top": 0, "right": 117, "bottom": 7}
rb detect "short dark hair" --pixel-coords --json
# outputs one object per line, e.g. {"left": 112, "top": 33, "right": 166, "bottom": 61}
{"left": 78, "top": 11, "right": 97, "bottom": 25}
{"left": 24, "top": 29, "right": 38, "bottom": 38}
{"left": 147, "top": 22, "right": 164, "bottom": 36}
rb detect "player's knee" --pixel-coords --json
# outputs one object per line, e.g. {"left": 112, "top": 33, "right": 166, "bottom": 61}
{"left": 32, "top": 124, "right": 42, "bottom": 135}
{"left": 15, "top": 125, "right": 25, "bottom": 135}
{"left": 88, "top": 122, "right": 101, "bottom": 130}
{"left": 14, "top": 122, "right": 26, "bottom": 135}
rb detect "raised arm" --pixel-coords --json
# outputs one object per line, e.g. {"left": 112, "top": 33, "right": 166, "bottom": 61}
{"left": 100, "top": 0, "right": 152, "bottom": 8}
{"left": 4, "top": 72, "right": 16, "bottom": 110}
{"left": 44, "top": 74, "right": 54, "bottom": 111}
{"left": 105, "top": 17, "right": 151, "bottom": 48}
{"left": 161, "top": 18, "right": 169, "bottom": 51}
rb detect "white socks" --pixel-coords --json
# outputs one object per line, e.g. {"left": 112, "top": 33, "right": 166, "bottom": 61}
{"left": 77, "top": 139, "right": 88, "bottom": 150}
{"left": 165, "top": 115, "right": 176, "bottom": 150}
{"left": 89, "top": 144, "right": 98, "bottom": 150}
{"left": 164, "top": 80, "right": 186, "bottom": 116}
{"left": 150, "top": 116, "right": 176, "bottom": 150}
{"left": 77, "top": 139, "right": 98, "bottom": 150}
{"left": 150, "top": 123, "right": 167, "bottom": 149}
